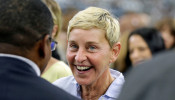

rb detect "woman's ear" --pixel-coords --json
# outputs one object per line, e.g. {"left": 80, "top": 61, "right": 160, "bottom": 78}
{"left": 110, "top": 42, "right": 121, "bottom": 63}
{"left": 52, "top": 25, "right": 58, "bottom": 38}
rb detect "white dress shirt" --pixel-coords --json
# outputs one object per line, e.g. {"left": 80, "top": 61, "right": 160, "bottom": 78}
{"left": 53, "top": 69, "right": 125, "bottom": 100}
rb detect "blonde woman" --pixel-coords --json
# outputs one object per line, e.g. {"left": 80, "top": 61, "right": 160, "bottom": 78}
{"left": 53, "top": 7, "right": 124, "bottom": 100}
{"left": 41, "top": 0, "right": 72, "bottom": 83}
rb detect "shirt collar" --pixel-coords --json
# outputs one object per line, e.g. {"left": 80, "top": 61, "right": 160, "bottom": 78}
{"left": 104, "top": 69, "right": 125, "bottom": 98}
{"left": 76, "top": 83, "right": 82, "bottom": 98}
{"left": 0, "top": 53, "right": 40, "bottom": 76}
{"left": 74, "top": 69, "right": 125, "bottom": 99}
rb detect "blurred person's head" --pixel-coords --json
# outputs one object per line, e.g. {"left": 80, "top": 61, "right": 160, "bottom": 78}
{"left": 66, "top": 7, "right": 121, "bottom": 86}
{"left": 119, "top": 12, "right": 151, "bottom": 35}
{"left": 125, "top": 27, "right": 165, "bottom": 67}
{"left": 155, "top": 18, "right": 175, "bottom": 49}
{"left": 112, "top": 12, "right": 151, "bottom": 73}
{"left": 42, "top": 0, "right": 62, "bottom": 40}
{"left": 0, "top": 0, "right": 54, "bottom": 73}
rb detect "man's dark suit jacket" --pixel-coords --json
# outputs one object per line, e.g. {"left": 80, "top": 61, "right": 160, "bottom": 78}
{"left": 0, "top": 56, "right": 78, "bottom": 100}
{"left": 118, "top": 50, "right": 175, "bottom": 100}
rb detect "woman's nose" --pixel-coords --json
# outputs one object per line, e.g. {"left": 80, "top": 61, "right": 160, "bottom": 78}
{"left": 75, "top": 49, "right": 87, "bottom": 63}
{"left": 131, "top": 50, "right": 140, "bottom": 59}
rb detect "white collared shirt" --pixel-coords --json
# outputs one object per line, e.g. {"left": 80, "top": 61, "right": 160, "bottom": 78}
{"left": 53, "top": 69, "right": 125, "bottom": 100}
{"left": 0, "top": 53, "right": 40, "bottom": 76}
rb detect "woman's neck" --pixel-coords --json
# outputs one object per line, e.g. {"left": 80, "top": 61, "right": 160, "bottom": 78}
{"left": 81, "top": 69, "right": 115, "bottom": 100}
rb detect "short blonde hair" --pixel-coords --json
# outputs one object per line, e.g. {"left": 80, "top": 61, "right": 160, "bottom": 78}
{"left": 67, "top": 7, "right": 120, "bottom": 47}
{"left": 42, "top": 0, "right": 62, "bottom": 38}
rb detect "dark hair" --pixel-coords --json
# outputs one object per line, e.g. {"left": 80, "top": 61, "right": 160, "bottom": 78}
{"left": 0, "top": 0, "right": 53, "bottom": 49}
{"left": 125, "top": 27, "right": 165, "bottom": 68}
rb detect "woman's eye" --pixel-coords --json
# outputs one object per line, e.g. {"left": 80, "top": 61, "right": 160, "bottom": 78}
{"left": 88, "top": 46, "right": 96, "bottom": 51}
{"left": 139, "top": 47, "right": 147, "bottom": 52}
{"left": 71, "top": 44, "right": 77, "bottom": 48}
{"left": 69, "top": 44, "right": 78, "bottom": 50}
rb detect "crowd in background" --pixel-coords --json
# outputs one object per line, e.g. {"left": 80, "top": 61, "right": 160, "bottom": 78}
{"left": 56, "top": 0, "right": 175, "bottom": 23}
{"left": 54, "top": 0, "right": 175, "bottom": 73}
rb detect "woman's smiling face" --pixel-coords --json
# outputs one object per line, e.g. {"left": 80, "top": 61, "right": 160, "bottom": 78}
{"left": 129, "top": 34, "right": 152, "bottom": 66}
{"left": 66, "top": 28, "right": 113, "bottom": 85}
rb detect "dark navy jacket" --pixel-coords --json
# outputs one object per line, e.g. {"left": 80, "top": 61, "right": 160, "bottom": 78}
{"left": 0, "top": 56, "right": 78, "bottom": 100}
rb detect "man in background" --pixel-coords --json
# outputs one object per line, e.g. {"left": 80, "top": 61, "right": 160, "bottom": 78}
{"left": 0, "top": 0, "right": 78, "bottom": 99}
{"left": 118, "top": 49, "right": 175, "bottom": 100}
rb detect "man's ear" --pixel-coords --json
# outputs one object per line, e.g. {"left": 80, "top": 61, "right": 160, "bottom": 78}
{"left": 110, "top": 42, "right": 121, "bottom": 63}
{"left": 52, "top": 25, "right": 58, "bottom": 38}
{"left": 38, "top": 35, "right": 51, "bottom": 58}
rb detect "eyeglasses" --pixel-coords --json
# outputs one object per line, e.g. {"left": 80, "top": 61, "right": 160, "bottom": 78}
{"left": 49, "top": 37, "right": 58, "bottom": 51}
{"left": 36, "top": 34, "right": 57, "bottom": 51}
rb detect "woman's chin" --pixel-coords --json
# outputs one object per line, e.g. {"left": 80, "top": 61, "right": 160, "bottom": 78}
{"left": 77, "top": 80, "right": 90, "bottom": 86}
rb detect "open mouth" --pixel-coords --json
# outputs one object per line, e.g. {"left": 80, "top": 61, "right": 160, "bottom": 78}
{"left": 76, "top": 66, "right": 92, "bottom": 71}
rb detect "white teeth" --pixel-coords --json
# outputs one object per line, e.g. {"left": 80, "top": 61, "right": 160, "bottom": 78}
{"left": 77, "top": 66, "right": 90, "bottom": 70}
